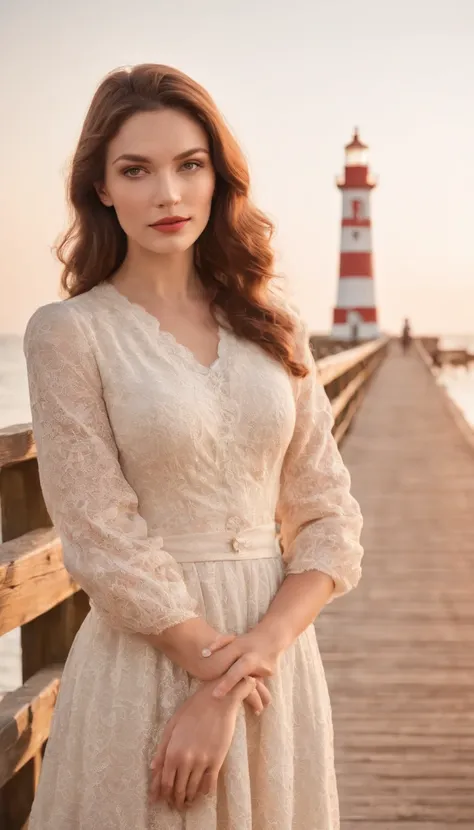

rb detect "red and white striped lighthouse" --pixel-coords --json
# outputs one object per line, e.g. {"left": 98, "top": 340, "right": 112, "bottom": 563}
{"left": 332, "top": 128, "right": 379, "bottom": 340}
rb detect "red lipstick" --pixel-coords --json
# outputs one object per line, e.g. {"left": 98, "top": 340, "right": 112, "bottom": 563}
{"left": 149, "top": 216, "right": 190, "bottom": 233}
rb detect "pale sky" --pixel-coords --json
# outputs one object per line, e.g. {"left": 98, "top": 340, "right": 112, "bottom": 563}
{"left": 1, "top": 0, "right": 473, "bottom": 336}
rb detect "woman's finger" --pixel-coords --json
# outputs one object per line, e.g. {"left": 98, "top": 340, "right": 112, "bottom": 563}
{"left": 244, "top": 679, "right": 272, "bottom": 714}
{"left": 160, "top": 753, "right": 178, "bottom": 807}
{"left": 201, "top": 633, "right": 236, "bottom": 658}
{"left": 255, "top": 679, "right": 272, "bottom": 708}
{"left": 184, "top": 762, "right": 209, "bottom": 806}
{"left": 173, "top": 760, "right": 194, "bottom": 811}
{"left": 149, "top": 754, "right": 166, "bottom": 803}
{"left": 245, "top": 686, "right": 263, "bottom": 715}
{"left": 149, "top": 720, "right": 175, "bottom": 801}
{"left": 212, "top": 656, "right": 255, "bottom": 698}
{"left": 197, "top": 768, "right": 214, "bottom": 796}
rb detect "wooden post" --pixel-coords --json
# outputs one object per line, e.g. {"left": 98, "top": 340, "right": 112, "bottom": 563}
{"left": 0, "top": 752, "right": 42, "bottom": 830}
{"left": 0, "top": 456, "right": 89, "bottom": 827}
{"left": 0, "top": 459, "right": 50, "bottom": 542}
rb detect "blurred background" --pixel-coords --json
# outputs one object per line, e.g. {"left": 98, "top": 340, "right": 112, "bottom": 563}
{"left": 2, "top": 0, "right": 474, "bottom": 425}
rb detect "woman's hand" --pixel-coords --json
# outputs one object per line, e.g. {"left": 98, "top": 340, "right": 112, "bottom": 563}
{"left": 149, "top": 619, "right": 272, "bottom": 714}
{"left": 149, "top": 676, "right": 257, "bottom": 810}
{"left": 203, "top": 626, "right": 285, "bottom": 699}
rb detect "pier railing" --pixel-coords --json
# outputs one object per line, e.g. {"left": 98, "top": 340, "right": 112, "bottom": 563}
{"left": 0, "top": 335, "right": 388, "bottom": 827}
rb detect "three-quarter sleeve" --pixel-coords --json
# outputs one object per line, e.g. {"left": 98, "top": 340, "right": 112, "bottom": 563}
{"left": 276, "top": 314, "right": 363, "bottom": 601}
{"left": 23, "top": 302, "right": 199, "bottom": 635}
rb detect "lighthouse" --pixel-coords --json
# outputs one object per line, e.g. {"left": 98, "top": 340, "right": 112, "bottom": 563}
{"left": 332, "top": 129, "right": 379, "bottom": 341}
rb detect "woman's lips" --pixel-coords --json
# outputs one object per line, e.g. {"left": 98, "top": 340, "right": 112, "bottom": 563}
{"left": 149, "top": 218, "right": 190, "bottom": 233}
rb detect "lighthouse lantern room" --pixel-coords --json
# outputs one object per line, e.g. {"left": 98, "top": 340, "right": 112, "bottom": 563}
{"left": 332, "top": 128, "right": 379, "bottom": 341}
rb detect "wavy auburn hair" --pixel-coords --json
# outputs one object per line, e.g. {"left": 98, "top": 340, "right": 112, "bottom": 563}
{"left": 57, "top": 63, "right": 308, "bottom": 378}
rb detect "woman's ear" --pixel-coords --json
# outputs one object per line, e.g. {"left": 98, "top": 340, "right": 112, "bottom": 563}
{"left": 95, "top": 182, "right": 113, "bottom": 207}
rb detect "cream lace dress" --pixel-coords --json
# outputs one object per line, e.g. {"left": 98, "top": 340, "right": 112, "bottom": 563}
{"left": 23, "top": 281, "right": 363, "bottom": 830}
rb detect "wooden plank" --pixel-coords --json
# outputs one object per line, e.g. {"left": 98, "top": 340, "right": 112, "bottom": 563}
{"left": 0, "top": 441, "right": 89, "bottom": 816}
{"left": 0, "top": 666, "right": 61, "bottom": 788}
{"left": 0, "top": 425, "right": 36, "bottom": 470}
{"left": 0, "top": 529, "right": 79, "bottom": 637}
{"left": 0, "top": 667, "right": 62, "bottom": 829}
{"left": 317, "top": 341, "right": 474, "bottom": 826}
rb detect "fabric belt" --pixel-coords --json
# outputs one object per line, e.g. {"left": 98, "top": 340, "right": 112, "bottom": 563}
{"left": 162, "top": 523, "right": 281, "bottom": 563}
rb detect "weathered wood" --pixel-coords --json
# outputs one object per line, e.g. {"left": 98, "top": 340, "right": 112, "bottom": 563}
{"left": 21, "top": 591, "right": 90, "bottom": 682}
{"left": 0, "top": 666, "right": 61, "bottom": 789}
{"left": 0, "top": 453, "right": 55, "bottom": 825}
{"left": 0, "top": 752, "right": 42, "bottom": 830}
{"left": 318, "top": 342, "right": 474, "bottom": 827}
{"left": 0, "top": 667, "right": 61, "bottom": 830}
{"left": 0, "top": 460, "right": 50, "bottom": 544}
{"left": 0, "top": 425, "right": 36, "bottom": 471}
{"left": 0, "top": 443, "right": 90, "bottom": 821}
{"left": 0, "top": 529, "right": 79, "bottom": 637}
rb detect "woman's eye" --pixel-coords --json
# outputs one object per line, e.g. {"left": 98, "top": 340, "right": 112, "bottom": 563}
{"left": 181, "top": 161, "right": 202, "bottom": 172}
{"left": 123, "top": 167, "right": 144, "bottom": 177}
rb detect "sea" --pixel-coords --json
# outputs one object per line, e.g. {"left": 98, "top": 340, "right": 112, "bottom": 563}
{"left": 1, "top": 332, "right": 474, "bottom": 694}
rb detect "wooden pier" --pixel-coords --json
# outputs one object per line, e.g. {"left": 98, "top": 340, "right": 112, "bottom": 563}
{"left": 318, "top": 341, "right": 474, "bottom": 827}
{"left": 2, "top": 335, "right": 474, "bottom": 827}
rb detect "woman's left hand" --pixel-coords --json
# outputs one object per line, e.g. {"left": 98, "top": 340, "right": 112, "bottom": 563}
{"left": 149, "top": 676, "right": 257, "bottom": 810}
{"left": 204, "top": 627, "right": 284, "bottom": 700}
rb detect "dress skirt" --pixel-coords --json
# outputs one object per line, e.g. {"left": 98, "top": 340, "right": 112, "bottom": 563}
{"left": 28, "top": 526, "right": 340, "bottom": 830}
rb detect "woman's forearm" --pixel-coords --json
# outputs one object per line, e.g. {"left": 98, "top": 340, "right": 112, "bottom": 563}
{"left": 143, "top": 617, "right": 224, "bottom": 676}
{"left": 142, "top": 570, "right": 333, "bottom": 675}
{"left": 254, "top": 570, "right": 335, "bottom": 651}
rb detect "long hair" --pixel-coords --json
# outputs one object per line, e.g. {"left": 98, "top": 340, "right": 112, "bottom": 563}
{"left": 57, "top": 63, "right": 308, "bottom": 378}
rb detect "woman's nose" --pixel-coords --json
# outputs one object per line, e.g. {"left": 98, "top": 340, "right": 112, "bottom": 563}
{"left": 153, "top": 173, "right": 180, "bottom": 207}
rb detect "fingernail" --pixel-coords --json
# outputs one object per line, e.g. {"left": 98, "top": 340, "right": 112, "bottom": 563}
{"left": 201, "top": 647, "right": 212, "bottom": 658}
{"left": 213, "top": 688, "right": 224, "bottom": 698}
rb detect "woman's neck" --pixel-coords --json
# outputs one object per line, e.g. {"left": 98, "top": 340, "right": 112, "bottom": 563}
{"left": 111, "top": 246, "right": 204, "bottom": 307}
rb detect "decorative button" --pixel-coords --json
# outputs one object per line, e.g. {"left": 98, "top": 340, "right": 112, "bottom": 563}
{"left": 231, "top": 535, "right": 250, "bottom": 553}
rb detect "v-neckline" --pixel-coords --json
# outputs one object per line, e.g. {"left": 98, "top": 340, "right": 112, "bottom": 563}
{"left": 99, "top": 280, "right": 227, "bottom": 375}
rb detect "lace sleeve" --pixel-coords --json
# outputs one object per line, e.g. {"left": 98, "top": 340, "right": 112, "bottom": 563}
{"left": 23, "top": 302, "right": 199, "bottom": 635}
{"left": 276, "top": 314, "right": 363, "bottom": 601}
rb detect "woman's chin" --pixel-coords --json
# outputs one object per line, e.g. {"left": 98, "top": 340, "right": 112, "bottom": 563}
{"left": 141, "top": 233, "right": 196, "bottom": 256}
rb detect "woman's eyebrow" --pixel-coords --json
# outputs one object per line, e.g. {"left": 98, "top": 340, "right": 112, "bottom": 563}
{"left": 112, "top": 147, "right": 210, "bottom": 165}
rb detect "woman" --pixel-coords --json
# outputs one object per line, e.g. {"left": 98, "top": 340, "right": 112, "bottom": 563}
{"left": 24, "top": 63, "right": 363, "bottom": 830}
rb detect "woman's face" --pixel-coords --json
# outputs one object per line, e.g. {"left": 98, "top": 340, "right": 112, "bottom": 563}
{"left": 98, "top": 108, "right": 216, "bottom": 255}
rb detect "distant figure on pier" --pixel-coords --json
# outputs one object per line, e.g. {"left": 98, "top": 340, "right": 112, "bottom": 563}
{"left": 401, "top": 318, "right": 412, "bottom": 354}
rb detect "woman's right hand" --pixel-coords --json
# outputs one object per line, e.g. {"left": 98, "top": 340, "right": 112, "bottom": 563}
{"left": 149, "top": 618, "right": 272, "bottom": 714}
